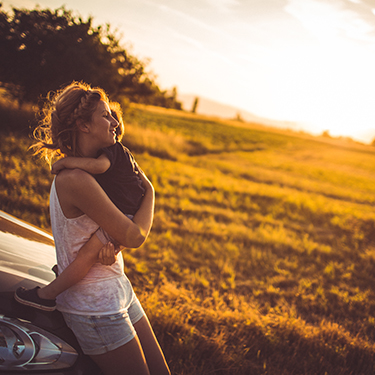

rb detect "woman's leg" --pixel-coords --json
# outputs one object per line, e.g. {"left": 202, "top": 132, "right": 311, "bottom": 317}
{"left": 90, "top": 335, "right": 150, "bottom": 375}
{"left": 134, "top": 316, "right": 171, "bottom": 375}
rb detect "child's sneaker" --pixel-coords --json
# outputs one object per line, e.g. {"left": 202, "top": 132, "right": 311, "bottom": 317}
{"left": 14, "top": 286, "right": 56, "bottom": 311}
{"left": 52, "top": 264, "right": 59, "bottom": 277}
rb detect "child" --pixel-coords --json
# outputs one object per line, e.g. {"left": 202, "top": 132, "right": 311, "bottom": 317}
{"left": 15, "top": 103, "right": 145, "bottom": 311}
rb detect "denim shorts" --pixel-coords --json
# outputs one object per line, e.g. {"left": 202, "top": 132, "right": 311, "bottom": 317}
{"left": 62, "top": 297, "right": 146, "bottom": 355}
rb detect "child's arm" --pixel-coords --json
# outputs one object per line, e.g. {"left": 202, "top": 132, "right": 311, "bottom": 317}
{"left": 37, "top": 234, "right": 116, "bottom": 300}
{"left": 51, "top": 153, "right": 110, "bottom": 175}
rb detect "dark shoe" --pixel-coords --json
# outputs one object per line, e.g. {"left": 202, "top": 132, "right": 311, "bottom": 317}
{"left": 52, "top": 264, "right": 59, "bottom": 277}
{"left": 14, "top": 286, "right": 56, "bottom": 311}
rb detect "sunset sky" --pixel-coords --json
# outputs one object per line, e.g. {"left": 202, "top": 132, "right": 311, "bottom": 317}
{"left": 3, "top": 0, "right": 375, "bottom": 143}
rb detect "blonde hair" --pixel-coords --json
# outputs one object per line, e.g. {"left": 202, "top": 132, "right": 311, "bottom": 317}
{"left": 32, "top": 81, "right": 109, "bottom": 166}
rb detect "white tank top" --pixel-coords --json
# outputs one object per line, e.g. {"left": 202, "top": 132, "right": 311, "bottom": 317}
{"left": 50, "top": 178, "right": 135, "bottom": 315}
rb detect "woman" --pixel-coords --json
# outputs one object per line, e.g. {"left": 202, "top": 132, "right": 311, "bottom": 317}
{"left": 33, "top": 81, "right": 170, "bottom": 375}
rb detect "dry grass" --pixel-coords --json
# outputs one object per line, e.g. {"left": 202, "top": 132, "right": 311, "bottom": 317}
{"left": 1, "top": 101, "right": 375, "bottom": 374}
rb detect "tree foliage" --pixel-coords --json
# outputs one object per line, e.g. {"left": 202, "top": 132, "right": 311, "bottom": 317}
{"left": 0, "top": 4, "right": 182, "bottom": 109}
{"left": 191, "top": 97, "right": 199, "bottom": 113}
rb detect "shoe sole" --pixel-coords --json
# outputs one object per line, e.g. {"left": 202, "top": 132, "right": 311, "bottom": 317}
{"left": 14, "top": 292, "right": 56, "bottom": 312}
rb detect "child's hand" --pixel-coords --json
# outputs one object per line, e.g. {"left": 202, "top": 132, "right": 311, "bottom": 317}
{"left": 97, "top": 242, "right": 117, "bottom": 266}
{"left": 51, "top": 158, "right": 67, "bottom": 175}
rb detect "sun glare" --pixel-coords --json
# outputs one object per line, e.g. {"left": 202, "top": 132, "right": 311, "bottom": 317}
{"left": 244, "top": 25, "right": 375, "bottom": 142}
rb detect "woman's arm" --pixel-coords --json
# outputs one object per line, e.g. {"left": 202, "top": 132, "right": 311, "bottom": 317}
{"left": 56, "top": 168, "right": 154, "bottom": 248}
{"left": 38, "top": 167, "right": 154, "bottom": 301}
{"left": 131, "top": 168, "right": 155, "bottom": 240}
{"left": 51, "top": 153, "right": 110, "bottom": 175}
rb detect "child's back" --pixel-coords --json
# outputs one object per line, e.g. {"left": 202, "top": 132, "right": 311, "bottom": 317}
{"left": 94, "top": 142, "right": 145, "bottom": 216}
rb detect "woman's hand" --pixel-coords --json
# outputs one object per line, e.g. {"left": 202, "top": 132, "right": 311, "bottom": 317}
{"left": 137, "top": 168, "right": 154, "bottom": 192}
{"left": 97, "top": 242, "right": 117, "bottom": 266}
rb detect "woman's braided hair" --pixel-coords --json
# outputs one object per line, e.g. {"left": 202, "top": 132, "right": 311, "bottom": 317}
{"left": 32, "top": 81, "right": 109, "bottom": 166}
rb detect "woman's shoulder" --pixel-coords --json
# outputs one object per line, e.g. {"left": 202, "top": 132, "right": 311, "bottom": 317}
{"left": 55, "top": 168, "right": 96, "bottom": 190}
{"left": 57, "top": 167, "right": 92, "bottom": 179}
{"left": 55, "top": 168, "right": 105, "bottom": 217}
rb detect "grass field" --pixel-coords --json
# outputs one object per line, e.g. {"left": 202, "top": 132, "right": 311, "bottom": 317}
{"left": 1, "top": 100, "right": 375, "bottom": 374}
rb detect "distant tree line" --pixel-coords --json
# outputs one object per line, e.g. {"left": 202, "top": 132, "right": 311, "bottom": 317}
{"left": 0, "top": 4, "right": 182, "bottom": 109}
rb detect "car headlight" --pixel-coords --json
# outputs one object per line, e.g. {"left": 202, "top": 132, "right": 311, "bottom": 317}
{"left": 0, "top": 315, "right": 78, "bottom": 371}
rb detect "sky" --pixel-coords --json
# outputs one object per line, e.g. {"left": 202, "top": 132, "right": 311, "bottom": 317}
{"left": 3, "top": 0, "right": 375, "bottom": 143}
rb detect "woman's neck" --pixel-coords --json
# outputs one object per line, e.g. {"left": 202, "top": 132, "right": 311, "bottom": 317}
{"left": 77, "top": 136, "right": 100, "bottom": 158}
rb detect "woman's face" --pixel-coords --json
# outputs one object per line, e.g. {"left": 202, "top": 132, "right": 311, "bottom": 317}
{"left": 88, "top": 100, "right": 119, "bottom": 149}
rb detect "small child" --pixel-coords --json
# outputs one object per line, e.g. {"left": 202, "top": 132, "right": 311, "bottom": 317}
{"left": 15, "top": 103, "right": 145, "bottom": 311}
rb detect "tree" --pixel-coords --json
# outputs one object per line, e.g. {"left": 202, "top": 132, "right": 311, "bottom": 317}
{"left": 235, "top": 112, "right": 243, "bottom": 122}
{"left": 191, "top": 97, "right": 199, "bottom": 113}
{"left": 0, "top": 5, "right": 144, "bottom": 104}
{"left": 135, "top": 83, "right": 182, "bottom": 109}
{"left": 0, "top": 5, "right": 182, "bottom": 110}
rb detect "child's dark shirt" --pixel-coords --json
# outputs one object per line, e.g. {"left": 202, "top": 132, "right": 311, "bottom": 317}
{"left": 94, "top": 142, "right": 145, "bottom": 216}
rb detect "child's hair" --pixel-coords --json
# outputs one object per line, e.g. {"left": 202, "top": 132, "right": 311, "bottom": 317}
{"left": 109, "top": 102, "right": 125, "bottom": 142}
{"left": 32, "top": 81, "right": 109, "bottom": 166}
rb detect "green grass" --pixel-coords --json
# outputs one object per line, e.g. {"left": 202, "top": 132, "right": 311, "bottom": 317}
{"left": 1, "top": 100, "right": 375, "bottom": 374}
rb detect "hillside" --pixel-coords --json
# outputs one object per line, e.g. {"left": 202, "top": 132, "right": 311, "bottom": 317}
{"left": 1, "top": 103, "right": 375, "bottom": 374}
{"left": 178, "top": 93, "right": 304, "bottom": 132}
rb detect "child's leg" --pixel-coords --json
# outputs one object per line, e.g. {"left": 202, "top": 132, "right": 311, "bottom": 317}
{"left": 39, "top": 235, "right": 113, "bottom": 299}
{"left": 15, "top": 234, "right": 114, "bottom": 310}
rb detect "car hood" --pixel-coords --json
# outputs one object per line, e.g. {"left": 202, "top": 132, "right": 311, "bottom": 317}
{"left": 0, "top": 210, "right": 56, "bottom": 292}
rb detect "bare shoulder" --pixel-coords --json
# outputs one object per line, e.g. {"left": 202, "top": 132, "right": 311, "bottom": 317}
{"left": 55, "top": 168, "right": 98, "bottom": 202}
{"left": 55, "top": 169, "right": 105, "bottom": 218}
{"left": 55, "top": 168, "right": 95, "bottom": 190}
